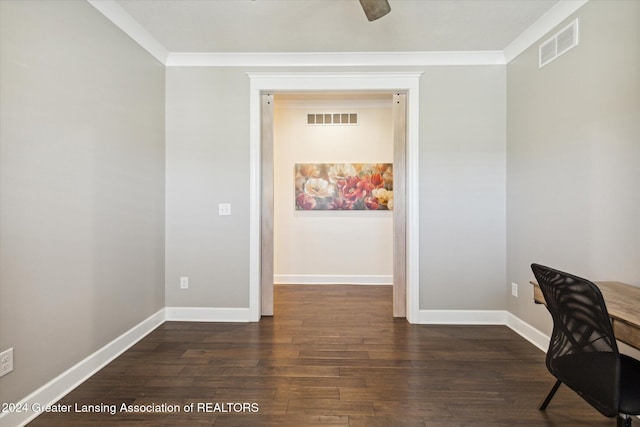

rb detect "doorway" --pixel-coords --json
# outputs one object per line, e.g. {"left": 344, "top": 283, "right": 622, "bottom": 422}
{"left": 248, "top": 72, "right": 421, "bottom": 323}
{"left": 266, "top": 92, "right": 403, "bottom": 317}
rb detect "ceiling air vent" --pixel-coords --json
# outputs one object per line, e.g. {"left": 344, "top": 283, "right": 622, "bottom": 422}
{"left": 539, "top": 19, "right": 579, "bottom": 68}
{"left": 307, "top": 113, "right": 358, "bottom": 126}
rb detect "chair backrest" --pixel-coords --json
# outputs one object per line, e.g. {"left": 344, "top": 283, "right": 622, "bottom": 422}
{"left": 531, "top": 263, "right": 620, "bottom": 417}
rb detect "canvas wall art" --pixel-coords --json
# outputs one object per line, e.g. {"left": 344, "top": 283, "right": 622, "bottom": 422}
{"left": 295, "top": 163, "right": 393, "bottom": 210}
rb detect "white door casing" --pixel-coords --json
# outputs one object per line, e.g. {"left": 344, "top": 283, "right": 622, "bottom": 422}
{"left": 249, "top": 72, "right": 422, "bottom": 323}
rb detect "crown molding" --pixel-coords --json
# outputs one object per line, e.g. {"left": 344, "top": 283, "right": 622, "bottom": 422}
{"left": 89, "top": 0, "right": 589, "bottom": 67}
{"left": 503, "top": 0, "right": 589, "bottom": 63}
{"left": 165, "top": 51, "right": 506, "bottom": 67}
{"left": 87, "top": 0, "right": 169, "bottom": 64}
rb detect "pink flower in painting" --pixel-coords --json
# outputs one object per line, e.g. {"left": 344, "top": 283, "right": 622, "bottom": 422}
{"left": 359, "top": 178, "right": 375, "bottom": 194}
{"left": 329, "top": 197, "right": 354, "bottom": 210}
{"left": 296, "top": 193, "right": 317, "bottom": 210}
{"left": 339, "top": 176, "right": 370, "bottom": 201}
{"left": 365, "top": 196, "right": 379, "bottom": 210}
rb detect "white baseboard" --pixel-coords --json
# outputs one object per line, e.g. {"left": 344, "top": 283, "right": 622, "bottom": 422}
{"left": 0, "top": 309, "right": 166, "bottom": 427}
{"left": 164, "top": 307, "right": 252, "bottom": 322}
{"left": 274, "top": 274, "right": 392, "bottom": 285}
{"left": 505, "top": 312, "right": 550, "bottom": 352}
{"left": 417, "top": 309, "right": 508, "bottom": 325}
{"left": 417, "top": 309, "right": 549, "bottom": 353}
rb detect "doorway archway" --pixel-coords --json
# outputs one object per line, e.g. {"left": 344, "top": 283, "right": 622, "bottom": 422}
{"left": 248, "top": 72, "right": 422, "bottom": 323}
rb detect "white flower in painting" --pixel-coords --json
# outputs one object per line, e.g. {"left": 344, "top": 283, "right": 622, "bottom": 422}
{"left": 372, "top": 188, "right": 394, "bottom": 210}
{"left": 304, "top": 178, "right": 334, "bottom": 198}
{"left": 327, "top": 163, "right": 357, "bottom": 183}
{"left": 372, "top": 188, "right": 391, "bottom": 202}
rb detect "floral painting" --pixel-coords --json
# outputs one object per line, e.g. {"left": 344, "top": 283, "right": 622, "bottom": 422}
{"left": 295, "top": 163, "right": 393, "bottom": 210}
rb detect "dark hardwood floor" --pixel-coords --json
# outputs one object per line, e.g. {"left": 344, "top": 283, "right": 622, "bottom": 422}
{"left": 29, "top": 285, "right": 615, "bottom": 426}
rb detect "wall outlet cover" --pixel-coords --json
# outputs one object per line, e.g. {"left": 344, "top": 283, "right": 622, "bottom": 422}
{"left": 0, "top": 348, "right": 14, "bottom": 377}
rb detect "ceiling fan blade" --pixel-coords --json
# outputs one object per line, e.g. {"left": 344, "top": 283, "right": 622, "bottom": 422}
{"left": 359, "top": 0, "right": 391, "bottom": 22}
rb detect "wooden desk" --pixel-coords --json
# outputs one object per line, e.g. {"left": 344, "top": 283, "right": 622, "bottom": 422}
{"left": 531, "top": 280, "right": 640, "bottom": 350}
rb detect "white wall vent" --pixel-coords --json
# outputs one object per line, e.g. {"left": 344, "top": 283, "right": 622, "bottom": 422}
{"left": 539, "top": 19, "right": 579, "bottom": 68}
{"left": 307, "top": 113, "right": 358, "bottom": 125}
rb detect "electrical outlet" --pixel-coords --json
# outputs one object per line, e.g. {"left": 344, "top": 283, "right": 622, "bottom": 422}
{"left": 218, "top": 203, "right": 231, "bottom": 216}
{"left": 180, "top": 276, "right": 189, "bottom": 289}
{"left": 511, "top": 282, "right": 518, "bottom": 298}
{"left": 0, "top": 348, "right": 13, "bottom": 377}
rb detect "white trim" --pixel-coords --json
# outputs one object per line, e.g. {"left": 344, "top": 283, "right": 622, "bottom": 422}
{"left": 0, "top": 309, "right": 165, "bottom": 427}
{"left": 166, "top": 51, "right": 505, "bottom": 67}
{"left": 88, "top": 0, "right": 586, "bottom": 68}
{"left": 248, "top": 71, "right": 422, "bottom": 323}
{"left": 277, "top": 98, "right": 393, "bottom": 109}
{"left": 417, "top": 309, "right": 509, "bottom": 325}
{"left": 504, "top": 0, "right": 588, "bottom": 63}
{"left": 249, "top": 71, "right": 423, "bottom": 89}
{"left": 505, "top": 312, "right": 550, "bottom": 352}
{"left": 404, "top": 84, "right": 420, "bottom": 324}
{"left": 416, "top": 310, "right": 549, "bottom": 353}
{"left": 87, "top": 0, "right": 169, "bottom": 64}
{"left": 164, "top": 307, "right": 252, "bottom": 322}
{"left": 274, "top": 275, "right": 392, "bottom": 286}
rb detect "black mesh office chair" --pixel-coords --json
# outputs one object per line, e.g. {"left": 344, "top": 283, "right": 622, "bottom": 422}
{"left": 531, "top": 264, "right": 640, "bottom": 427}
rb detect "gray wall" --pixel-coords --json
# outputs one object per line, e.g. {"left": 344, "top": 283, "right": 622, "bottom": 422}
{"left": 165, "top": 66, "right": 507, "bottom": 311}
{"left": 420, "top": 66, "right": 507, "bottom": 309}
{"left": 506, "top": 0, "right": 640, "bottom": 333}
{"left": 0, "top": 0, "right": 165, "bottom": 404}
{"left": 165, "top": 68, "right": 251, "bottom": 307}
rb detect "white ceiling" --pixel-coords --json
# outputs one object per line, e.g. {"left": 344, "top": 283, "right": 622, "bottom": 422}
{"left": 115, "top": 0, "right": 560, "bottom": 53}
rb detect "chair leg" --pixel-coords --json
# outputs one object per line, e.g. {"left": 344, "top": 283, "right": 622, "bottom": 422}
{"left": 617, "top": 415, "right": 632, "bottom": 427}
{"left": 538, "top": 379, "right": 562, "bottom": 410}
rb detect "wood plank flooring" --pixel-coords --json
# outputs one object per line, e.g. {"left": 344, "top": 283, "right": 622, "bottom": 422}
{"left": 28, "top": 285, "right": 617, "bottom": 426}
